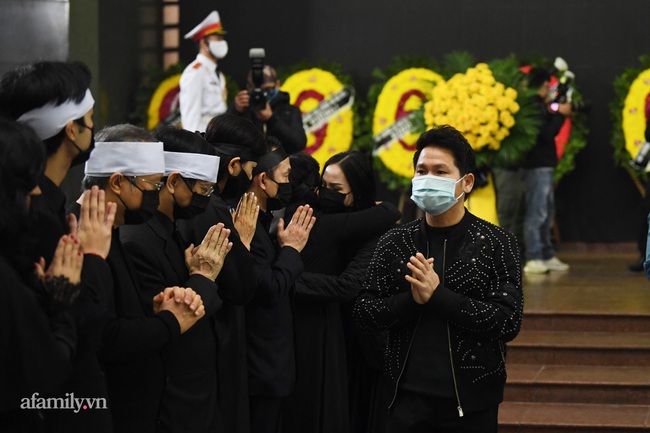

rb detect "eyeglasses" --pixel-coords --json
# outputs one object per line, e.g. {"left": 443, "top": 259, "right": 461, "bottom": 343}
{"left": 194, "top": 183, "right": 215, "bottom": 197}
{"left": 129, "top": 176, "right": 164, "bottom": 191}
{"left": 182, "top": 177, "right": 214, "bottom": 197}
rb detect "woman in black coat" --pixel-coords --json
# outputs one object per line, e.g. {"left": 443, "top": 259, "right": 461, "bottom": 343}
{"left": 0, "top": 119, "right": 84, "bottom": 432}
{"left": 284, "top": 152, "right": 400, "bottom": 433}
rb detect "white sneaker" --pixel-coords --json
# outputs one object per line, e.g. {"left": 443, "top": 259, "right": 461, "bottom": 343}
{"left": 544, "top": 256, "right": 570, "bottom": 271}
{"left": 524, "top": 260, "right": 549, "bottom": 274}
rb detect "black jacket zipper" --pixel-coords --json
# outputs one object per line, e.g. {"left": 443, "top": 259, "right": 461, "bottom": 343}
{"left": 387, "top": 239, "right": 431, "bottom": 411}
{"left": 442, "top": 238, "right": 464, "bottom": 417}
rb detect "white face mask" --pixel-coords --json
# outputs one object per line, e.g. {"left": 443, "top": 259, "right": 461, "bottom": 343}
{"left": 208, "top": 40, "right": 228, "bottom": 59}
{"left": 411, "top": 174, "right": 466, "bottom": 216}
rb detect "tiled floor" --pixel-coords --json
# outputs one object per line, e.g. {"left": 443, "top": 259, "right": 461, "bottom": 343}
{"left": 500, "top": 248, "right": 650, "bottom": 431}
{"left": 523, "top": 250, "right": 650, "bottom": 315}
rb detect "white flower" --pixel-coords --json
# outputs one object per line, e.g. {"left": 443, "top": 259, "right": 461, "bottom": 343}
{"left": 554, "top": 57, "right": 569, "bottom": 72}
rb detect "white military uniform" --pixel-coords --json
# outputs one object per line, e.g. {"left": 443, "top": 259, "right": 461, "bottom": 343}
{"left": 180, "top": 53, "right": 227, "bottom": 133}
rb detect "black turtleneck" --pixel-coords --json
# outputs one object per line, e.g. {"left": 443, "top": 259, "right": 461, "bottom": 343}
{"left": 400, "top": 221, "right": 461, "bottom": 398}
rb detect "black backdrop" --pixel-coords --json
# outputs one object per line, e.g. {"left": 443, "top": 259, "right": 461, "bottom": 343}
{"left": 180, "top": 0, "right": 650, "bottom": 243}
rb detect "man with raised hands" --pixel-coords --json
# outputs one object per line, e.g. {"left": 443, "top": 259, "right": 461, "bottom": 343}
{"left": 178, "top": 113, "right": 266, "bottom": 433}
{"left": 120, "top": 127, "right": 232, "bottom": 432}
{"left": 77, "top": 124, "right": 207, "bottom": 433}
{"left": 0, "top": 60, "right": 95, "bottom": 266}
{"left": 0, "top": 60, "right": 122, "bottom": 433}
{"left": 244, "top": 142, "right": 315, "bottom": 433}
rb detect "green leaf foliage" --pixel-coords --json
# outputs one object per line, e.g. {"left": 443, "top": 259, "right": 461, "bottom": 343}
{"left": 610, "top": 54, "right": 650, "bottom": 182}
{"left": 442, "top": 51, "right": 476, "bottom": 77}
{"left": 129, "top": 62, "right": 186, "bottom": 127}
{"left": 129, "top": 62, "right": 241, "bottom": 129}
{"left": 354, "top": 56, "right": 442, "bottom": 191}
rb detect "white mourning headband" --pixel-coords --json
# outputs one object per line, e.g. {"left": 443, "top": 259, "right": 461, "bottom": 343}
{"left": 17, "top": 89, "right": 95, "bottom": 140}
{"left": 84, "top": 141, "right": 165, "bottom": 177}
{"left": 164, "top": 152, "right": 220, "bottom": 183}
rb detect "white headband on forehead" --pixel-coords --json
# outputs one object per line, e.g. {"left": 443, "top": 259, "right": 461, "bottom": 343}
{"left": 84, "top": 141, "right": 165, "bottom": 177}
{"left": 164, "top": 152, "right": 220, "bottom": 183}
{"left": 16, "top": 89, "right": 95, "bottom": 140}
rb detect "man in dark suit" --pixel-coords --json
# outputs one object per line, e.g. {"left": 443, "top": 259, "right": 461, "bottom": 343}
{"left": 77, "top": 124, "right": 206, "bottom": 433}
{"left": 0, "top": 60, "right": 117, "bottom": 433}
{"left": 178, "top": 114, "right": 266, "bottom": 433}
{"left": 0, "top": 61, "right": 96, "bottom": 266}
{"left": 244, "top": 144, "right": 315, "bottom": 433}
{"left": 120, "top": 127, "right": 233, "bottom": 433}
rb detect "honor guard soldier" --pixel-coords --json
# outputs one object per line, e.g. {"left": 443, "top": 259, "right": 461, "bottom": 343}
{"left": 180, "top": 10, "right": 229, "bottom": 133}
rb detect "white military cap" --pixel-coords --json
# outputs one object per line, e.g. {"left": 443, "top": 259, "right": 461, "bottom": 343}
{"left": 164, "top": 151, "right": 219, "bottom": 183}
{"left": 85, "top": 142, "right": 165, "bottom": 177}
{"left": 184, "top": 10, "right": 227, "bottom": 42}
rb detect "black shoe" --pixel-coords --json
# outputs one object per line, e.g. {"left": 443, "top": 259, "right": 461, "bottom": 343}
{"left": 628, "top": 258, "right": 645, "bottom": 272}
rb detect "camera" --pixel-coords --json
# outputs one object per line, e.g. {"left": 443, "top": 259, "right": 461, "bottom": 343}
{"left": 550, "top": 58, "right": 590, "bottom": 113}
{"left": 629, "top": 125, "right": 650, "bottom": 171}
{"left": 630, "top": 141, "right": 650, "bottom": 171}
{"left": 248, "top": 48, "right": 267, "bottom": 112}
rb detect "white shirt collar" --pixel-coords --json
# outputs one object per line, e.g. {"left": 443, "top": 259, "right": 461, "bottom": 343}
{"left": 197, "top": 53, "right": 217, "bottom": 69}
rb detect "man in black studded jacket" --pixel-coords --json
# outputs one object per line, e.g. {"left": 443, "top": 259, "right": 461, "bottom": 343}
{"left": 353, "top": 125, "right": 523, "bottom": 432}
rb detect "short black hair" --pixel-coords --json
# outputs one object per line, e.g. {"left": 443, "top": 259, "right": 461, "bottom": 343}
{"left": 80, "top": 176, "right": 110, "bottom": 192}
{"left": 0, "top": 117, "right": 46, "bottom": 248}
{"left": 155, "top": 126, "right": 216, "bottom": 156}
{"left": 204, "top": 114, "right": 266, "bottom": 182}
{"left": 289, "top": 153, "right": 320, "bottom": 189}
{"left": 247, "top": 65, "right": 278, "bottom": 86}
{"left": 528, "top": 67, "right": 551, "bottom": 90}
{"left": 155, "top": 126, "right": 216, "bottom": 184}
{"left": 0, "top": 61, "right": 92, "bottom": 155}
{"left": 413, "top": 125, "right": 476, "bottom": 177}
{"left": 263, "top": 136, "right": 284, "bottom": 179}
{"left": 322, "top": 151, "right": 376, "bottom": 211}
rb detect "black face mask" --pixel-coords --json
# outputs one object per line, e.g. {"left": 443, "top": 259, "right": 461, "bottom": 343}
{"left": 266, "top": 181, "right": 292, "bottom": 211}
{"left": 120, "top": 189, "right": 160, "bottom": 225}
{"left": 70, "top": 126, "right": 95, "bottom": 167}
{"left": 174, "top": 192, "right": 211, "bottom": 220}
{"left": 220, "top": 170, "right": 252, "bottom": 205}
{"left": 318, "top": 187, "right": 349, "bottom": 214}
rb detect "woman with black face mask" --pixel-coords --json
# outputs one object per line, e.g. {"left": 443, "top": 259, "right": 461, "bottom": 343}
{"left": 283, "top": 151, "right": 401, "bottom": 433}
{"left": 0, "top": 118, "right": 86, "bottom": 431}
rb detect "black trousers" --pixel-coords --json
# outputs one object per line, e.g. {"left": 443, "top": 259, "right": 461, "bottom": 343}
{"left": 249, "top": 395, "right": 284, "bottom": 433}
{"left": 386, "top": 391, "right": 498, "bottom": 433}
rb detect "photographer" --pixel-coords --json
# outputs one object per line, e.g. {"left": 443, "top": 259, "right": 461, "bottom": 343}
{"left": 229, "top": 65, "right": 307, "bottom": 154}
{"left": 521, "top": 67, "right": 572, "bottom": 275}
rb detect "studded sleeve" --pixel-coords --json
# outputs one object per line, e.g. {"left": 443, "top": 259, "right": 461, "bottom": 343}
{"left": 424, "top": 222, "right": 523, "bottom": 342}
{"left": 353, "top": 224, "right": 423, "bottom": 333}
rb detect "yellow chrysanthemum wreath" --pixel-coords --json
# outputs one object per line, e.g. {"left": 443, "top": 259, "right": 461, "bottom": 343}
{"left": 373, "top": 68, "right": 444, "bottom": 179}
{"left": 147, "top": 74, "right": 181, "bottom": 130}
{"left": 281, "top": 68, "right": 354, "bottom": 168}
{"left": 622, "top": 68, "right": 650, "bottom": 161}
{"left": 423, "top": 63, "right": 520, "bottom": 153}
